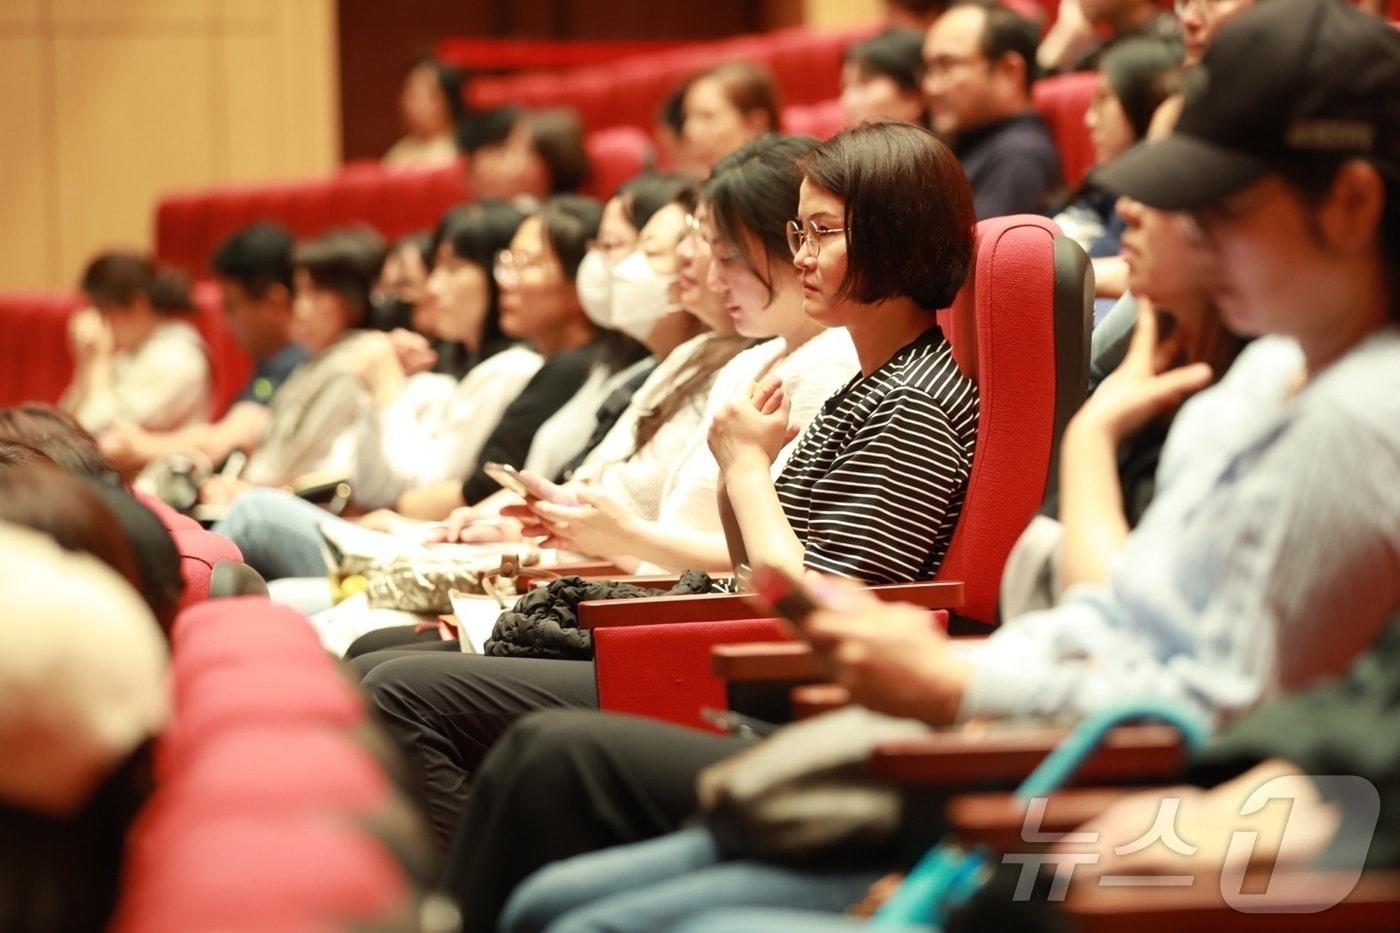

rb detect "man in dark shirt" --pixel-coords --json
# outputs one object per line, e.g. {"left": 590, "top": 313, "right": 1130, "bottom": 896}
{"left": 922, "top": 0, "right": 1063, "bottom": 218}
{"left": 99, "top": 223, "right": 309, "bottom": 472}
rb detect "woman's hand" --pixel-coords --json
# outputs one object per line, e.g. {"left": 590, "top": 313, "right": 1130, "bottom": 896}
{"left": 708, "top": 375, "right": 799, "bottom": 472}
{"left": 387, "top": 328, "right": 438, "bottom": 375}
{"left": 800, "top": 574, "right": 971, "bottom": 726}
{"left": 1071, "top": 300, "right": 1213, "bottom": 445}
{"left": 522, "top": 485, "right": 641, "bottom": 558}
{"left": 69, "top": 307, "right": 113, "bottom": 362}
{"left": 432, "top": 504, "right": 525, "bottom": 544}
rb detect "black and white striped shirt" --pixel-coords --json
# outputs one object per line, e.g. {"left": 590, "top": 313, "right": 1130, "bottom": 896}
{"left": 775, "top": 326, "right": 979, "bottom": 585}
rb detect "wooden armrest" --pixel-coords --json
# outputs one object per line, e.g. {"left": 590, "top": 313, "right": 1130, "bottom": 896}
{"left": 579, "top": 579, "right": 966, "bottom": 630}
{"left": 869, "top": 724, "right": 1189, "bottom": 788}
{"left": 1062, "top": 869, "right": 1400, "bottom": 932}
{"left": 711, "top": 642, "right": 824, "bottom": 681}
{"left": 945, "top": 787, "right": 1150, "bottom": 853}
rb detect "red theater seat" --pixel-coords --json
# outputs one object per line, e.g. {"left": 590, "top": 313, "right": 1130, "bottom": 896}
{"left": 781, "top": 98, "right": 848, "bottom": 139}
{"left": 584, "top": 216, "right": 1092, "bottom": 729}
{"left": 1033, "top": 71, "right": 1099, "bottom": 190}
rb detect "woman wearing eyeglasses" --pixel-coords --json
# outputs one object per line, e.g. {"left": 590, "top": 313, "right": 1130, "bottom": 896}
{"left": 707, "top": 120, "right": 979, "bottom": 587}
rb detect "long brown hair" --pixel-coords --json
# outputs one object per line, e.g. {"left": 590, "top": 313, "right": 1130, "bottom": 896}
{"left": 631, "top": 331, "right": 753, "bottom": 455}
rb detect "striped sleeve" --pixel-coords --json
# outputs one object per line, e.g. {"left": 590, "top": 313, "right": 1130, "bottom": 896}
{"left": 801, "top": 381, "right": 975, "bottom": 584}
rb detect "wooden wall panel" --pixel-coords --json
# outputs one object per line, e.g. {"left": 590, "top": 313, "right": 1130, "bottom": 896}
{"left": 0, "top": 38, "right": 56, "bottom": 289}
{"left": 0, "top": 0, "right": 339, "bottom": 290}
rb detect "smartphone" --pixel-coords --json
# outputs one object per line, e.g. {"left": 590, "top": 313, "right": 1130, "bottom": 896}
{"left": 482, "top": 461, "right": 529, "bottom": 497}
{"left": 746, "top": 564, "right": 830, "bottom": 630}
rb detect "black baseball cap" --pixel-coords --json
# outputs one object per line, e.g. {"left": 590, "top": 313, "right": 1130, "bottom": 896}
{"left": 1093, "top": 0, "right": 1400, "bottom": 210}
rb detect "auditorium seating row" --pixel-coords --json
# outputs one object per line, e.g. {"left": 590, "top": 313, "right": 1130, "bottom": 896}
{"left": 112, "top": 597, "right": 431, "bottom": 932}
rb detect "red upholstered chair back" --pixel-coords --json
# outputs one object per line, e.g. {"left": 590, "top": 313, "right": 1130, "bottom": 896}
{"left": 1032, "top": 71, "right": 1099, "bottom": 190}
{"left": 781, "top": 98, "right": 849, "bottom": 140}
{"left": 583, "top": 126, "right": 657, "bottom": 200}
{"left": 936, "top": 215, "right": 1091, "bottom": 625}
{"left": 154, "top": 160, "right": 471, "bottom": 279}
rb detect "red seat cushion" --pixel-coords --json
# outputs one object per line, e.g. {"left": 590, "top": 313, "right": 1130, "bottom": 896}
{"left": 1033, "top": 71, "right": 1099, "bottom": 190}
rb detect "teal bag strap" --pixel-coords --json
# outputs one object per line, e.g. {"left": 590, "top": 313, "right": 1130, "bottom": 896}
{"left": 872, "top": 699, "right": 1211, "bottom": 929}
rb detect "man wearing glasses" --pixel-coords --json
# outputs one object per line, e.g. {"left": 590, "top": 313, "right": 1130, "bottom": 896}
{"left": 922, "top": 0, "right": 1064, "bottom": 219}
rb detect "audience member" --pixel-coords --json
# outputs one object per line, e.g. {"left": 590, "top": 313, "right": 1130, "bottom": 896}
{"left": 200, "top": 226, "right": 386, "bottom": 507}
{"left": 469, "top": 108, "right": 591, "bottom": 203}
{"left": 840, "top": 28, "right": 929, "bottom": 127}
{"left": 0, "top": 404, "right": 120, "bottom": 484}
{"left": 61, "top": 252, "right": 211, "bottom": 435}
{"left": 1054, "top": 38, "right": 1184, "bottom": 255}
{"left": 0, "top": 523, "right": 169, "bottom": 933}
{"left": 99, "top": 223, "right": 309, "bottom": 475}
{"left": 384, "top": 58, "right": 465, "bottom": 170}
{"left": 1038, "top": 0, "right": 1183, "bottom": 74}
{"left": 682, "top": 62, "right": 782, "bottom": 172}
{"left": 922, "top": 0, "right": 1064, "bottom": 217}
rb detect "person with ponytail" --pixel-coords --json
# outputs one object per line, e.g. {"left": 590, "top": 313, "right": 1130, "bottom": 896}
{"left": 61, "top": 252, "right": 211, "bottom": 434}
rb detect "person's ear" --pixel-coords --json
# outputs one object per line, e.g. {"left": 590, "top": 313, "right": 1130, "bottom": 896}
{"left": 1317, "top": 159, "right": 1386, "bottom": 254}
{"left": 991, "top": 52, "right": 1027, "bottom": 98}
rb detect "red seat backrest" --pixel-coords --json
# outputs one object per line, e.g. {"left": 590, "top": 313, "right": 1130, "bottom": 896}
{"left": 154, "top": 161, "right": 471, "bottom": 280}
{"left": 1033, "top": 71, "right": 1099, "bottom": 190}
{"left": 936, "top": 216, "right": 1090, "bottom": 625}
{"left": 583, "top": 126, "right": 657, "bottom": 200}
{"left": 781, "top": 98, "right": 848, "bottom": 140}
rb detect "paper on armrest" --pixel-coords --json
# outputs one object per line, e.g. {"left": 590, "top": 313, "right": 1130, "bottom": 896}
{"left": 450, "top": 593, "right": 506, "bottom": 654}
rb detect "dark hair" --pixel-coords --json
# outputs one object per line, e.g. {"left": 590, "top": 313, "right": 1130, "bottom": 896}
{"left": 88, "top": 483, "right": 185, "bottom": 633}
{"left": 0, "top": 464, "right": 143, "bottom": 599}
{"left": 1100, "top": 39, "right": 1186, "bottom": 140}
{"left": 439, "top": 199, "right": 527, "bottom": 356}
{"left": 524, "top": 109, "right": 591, "bottom": 195}
{"left": 211, "top": 223, "right": 294, "bottom": 298}
{"left": 956, "top": 0, "right": 1041, "bottom": 91}
{"left": 846, "top": 27, "right": 927, "bottom": 93}
{"left": 458, "top": 105, "right": 522, "bottom": 155}
{"left": 617, "top": 173, "right": 696, "bottom": 231}
{"left": 79, "top": 252, "right": 192, "bottom": 317}
{"left": 702, "top": 134, "right": 820, "bottom": 296}
{"left": 0, "top": 440, "right": 55, "bottom": 470}
{"left": 293, "top": 226, "right": 387, "bottom": 322}
{"left": 1278, "top": 155, "right": 1400, "bottom": 321}
{"left": 414, "top": 57, "right": 468, "bottom": 126}
{"left": 0, "top": 405, "right": 119, "bottom": 483}
{"left": 799, "top": 122, "right": 975, "bottom": 311}
{"left": 536, "top": 194, "right": 604, "bottom": 281}
{"left": 658, "top": 81, "right": 690, "bottom": 136}
{"left": 688, "top": 61, "right": 782, "bottom": 133}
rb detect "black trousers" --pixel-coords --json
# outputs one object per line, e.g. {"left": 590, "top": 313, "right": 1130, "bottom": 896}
{"left": 442, "top": 709, "right": 750, "bottom": 933}
{"left": 354, "top": 652, "right": 601, "bottom": 849}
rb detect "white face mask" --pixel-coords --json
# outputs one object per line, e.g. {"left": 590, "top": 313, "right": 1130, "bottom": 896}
{"left": 609, "top": 250, "right": 678, "bottom": 343}
{"left": 575, "top": 248, "right": 614, "bottom": 327}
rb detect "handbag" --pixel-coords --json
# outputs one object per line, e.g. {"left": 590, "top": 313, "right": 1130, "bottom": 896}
{"left": 697, "top": 706, "right": 933, "bottom": 863}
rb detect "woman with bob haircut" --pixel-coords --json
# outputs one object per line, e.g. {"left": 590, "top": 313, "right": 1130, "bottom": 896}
{"left": 431, "top": 122, "right": 983, "bottom": 932}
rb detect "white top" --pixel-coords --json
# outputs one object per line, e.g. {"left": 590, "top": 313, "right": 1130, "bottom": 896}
{"left": 65, "top": 320, "right": 211, "bottom": 433}
{"left": 522, "top": 356, "right": 656, "bottom": 480}
{"left": 352, "top": 345, "right": 544, "bottom": 509}
{"left": 572, "top": 333, "right": 722, "bottom": 522}
{"left": 635, "top": 327, "right": 860, "bottom": 574}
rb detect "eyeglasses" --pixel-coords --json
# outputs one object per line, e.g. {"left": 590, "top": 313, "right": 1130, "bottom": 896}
{"left": 1173, "top": 0, "right": 1234, "bottom": 18}
{"left": 786, "top": 219, "right": 847, "bottom": 259}
{"left": 493, "top": 249, "right": 551, "bottom": 279}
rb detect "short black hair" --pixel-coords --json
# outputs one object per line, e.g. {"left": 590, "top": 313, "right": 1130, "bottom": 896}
{"left": 79, "top": 252, "right": 192, "bottom": 317}
{"left": 293, "top": 226, "right": 387, "bottom": 320}
{"left": 458, "top": 105, "right": 521, "bottom": 155}
{"left": 957, "top": 0, "right": 1041, "bottom": 91}
{"left": 798, "top": 121, "right": 975, "bottom": 311}
{"left": 617, "top": 173, "right": 696, "bottom": 231}
{"left": 846, "top": 27, "right": 927, "bottom": 93}
{"left": 439, "top": 199, "right": 527, "bottom": 354}
{"left": 414, "top": 57, "right": 468, "bottom": 125}
{"left": 211, "top": 223, "right": 294, "bottom": 298}
{"left": 658, "top": 81, "right": 690, "bottom": 136}
{"left": 536, "top": 194, "right": 604, "bottom": 280}
{"left": 525, "top": 109, "right": 591, "bottom": 195}
{"left": 702, "top": 133, "right": 820, "bottom": 295}
{"left": 0, "top": 404, "right": 120, "bottom": 484}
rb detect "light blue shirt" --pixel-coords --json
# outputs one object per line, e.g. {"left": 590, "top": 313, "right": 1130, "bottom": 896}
{"left": 961, "top": 328, "right": 1400, "bottom": 728}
